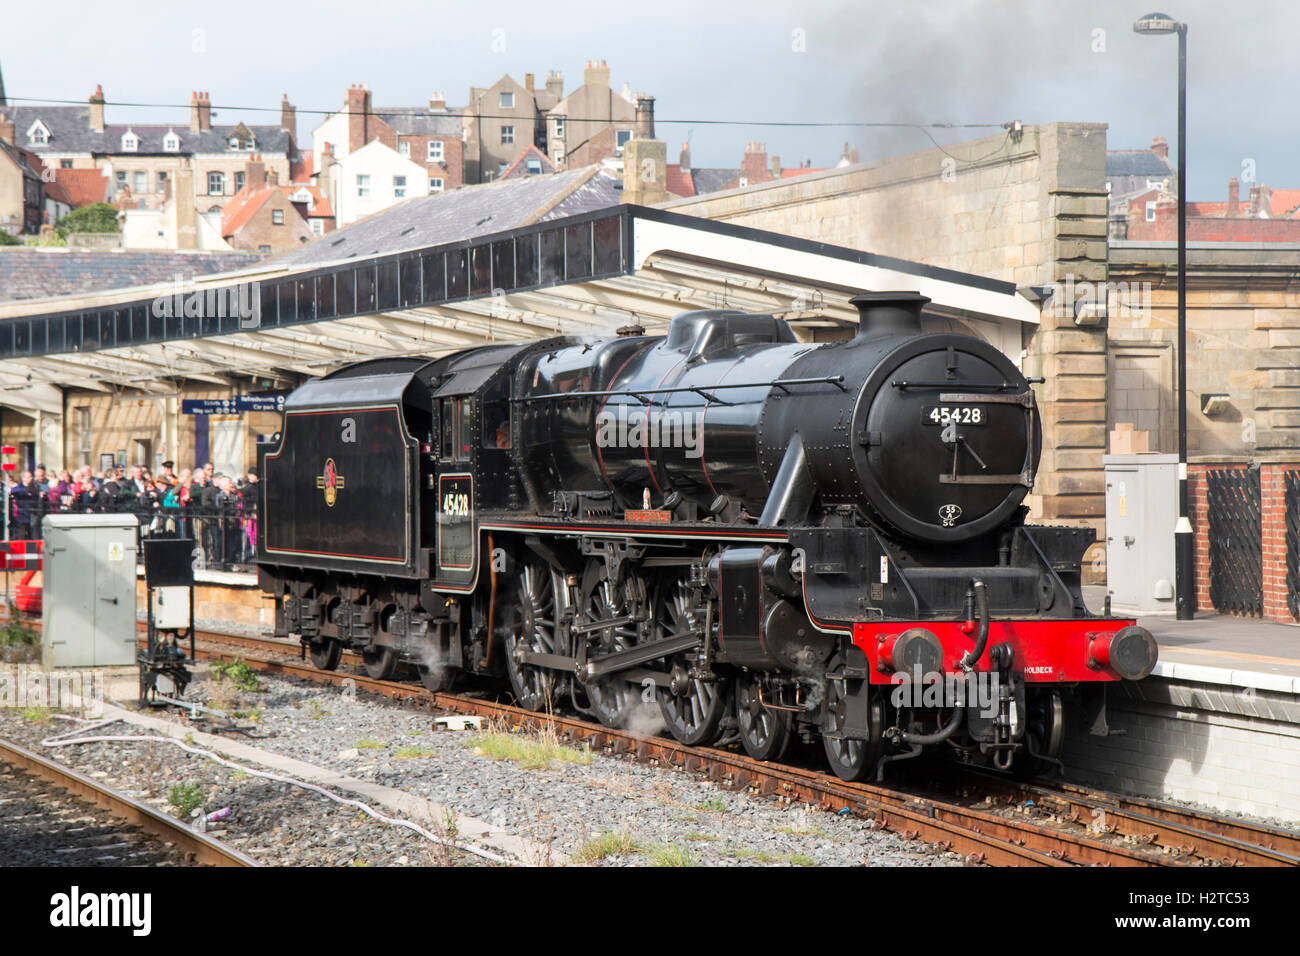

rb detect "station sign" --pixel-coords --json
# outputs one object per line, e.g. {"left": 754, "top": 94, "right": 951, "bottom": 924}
{"left": 181, "top": 393, "right": 288, "bottom": 415}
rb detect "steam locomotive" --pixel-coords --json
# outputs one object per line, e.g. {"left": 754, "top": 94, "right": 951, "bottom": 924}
{"left": 256, "top": 291, "right": 1156, "bottom": 780}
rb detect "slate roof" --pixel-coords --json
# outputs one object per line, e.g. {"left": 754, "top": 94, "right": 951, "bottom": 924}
{"left": 264, "top": 166, "right": 619, "bottom": 269}
{"left": 1106, "top": 149, "right": 1176, "bottom": 178}
{"left": 0, "top": 249, "right": 264, "bottom": 302}
{"left": 689, "top": 167, "right": 742, "bottom": 195}
{"left": 5, "top": 105, "right": 292, "bottom": 155}
{"left": 376, "top": 109, "right": 464, "bottom": 138}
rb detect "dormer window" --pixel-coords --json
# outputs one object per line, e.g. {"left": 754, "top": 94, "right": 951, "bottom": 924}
{"left": 122, "top": 130, "right": 139, "bottom": 152}
{"left": 26, "top": 120, "right": 50, "bottom": 146}
{"left": 163, "top": 130, "right": 180, "bottom": 152}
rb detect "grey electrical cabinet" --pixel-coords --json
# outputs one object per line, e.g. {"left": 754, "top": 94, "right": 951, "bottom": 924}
{"left": 41, "top": 514, "right": 139, "bottom": 668}
{"left": 1103, "top": 453, "right": 1178, "bottom": 615}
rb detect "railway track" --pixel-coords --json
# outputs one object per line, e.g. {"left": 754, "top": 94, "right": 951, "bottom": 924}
{"left": 173, "top": 629, "right": 1298, "bottom": 868}
{"left": 0, "top": 736, "right": 256, "bottom": 867}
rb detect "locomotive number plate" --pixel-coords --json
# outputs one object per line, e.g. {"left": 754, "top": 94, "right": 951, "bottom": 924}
{"left": 922, "top": 405, "right": 985, "bottom": 426}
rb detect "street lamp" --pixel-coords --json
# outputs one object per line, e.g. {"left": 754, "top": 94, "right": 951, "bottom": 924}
{"left": 1134, "top": 12, "right": 1194, "bottom": 620}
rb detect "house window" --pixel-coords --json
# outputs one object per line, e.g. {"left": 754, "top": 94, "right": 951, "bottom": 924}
{"left": 430, "top": 177, "right": 444, "bottom": 192}
{"left": 501, "top": 125, "right": 514, "bottom": 145}
{"left": 259, "top": 245, "right": 272, "bottom": 253}
{"left": 616, "top": 129, "right": 632, "bottom": 150}
{"left": 393, "top": 175, "right": 406, "bottom": 198}
{"left": 157, "top": 171, "right": 168, "bottom": 191}
{"left": 133, "top": 171, "right": 146, "bottom": 194}
{"left": 311, "top": 219, "right": 323, "bottom": 236}
{"left": 526, "top": 158, "right": 541, "bottom": 175}
{"left": 30, "top": 126, "right": 47, "bottom": 145}
{"left": 500, "top": 92, "right": 514, "bottom": 109}
{"left": 427, "top": 140, "right": 443, "bottom": 163}
{"left": 1145, "top": 201, "right": 1156, "bottom": 222}
{"left": 272, "top": 209, "right": 284, "bottom": 225}
{"left": 208, "top": 171, "right": 224, "bottom": 194}
{"left": 60, "top": 159, "right": 73, "bottom": 169}
{"left": 163, "top": 132, "right": 180, "bottom": 152}
{"left": 357, "top": 174, "right": 370, "bottom": 198}
{"left": 235, "top": 172, "right": 245, "bottom": 192}
{"left": 553, "top": 117, "right": 564, "bottom": 139}
{"left": 122, "top": 131, "right": 139, "bottom": 152}
{"left": 498, "top": 161, "right": 508, "bottom": 176}
{"left": 116, "top": 171, "right": 127, "bottom": 191}
{"left": 399, "top": 141, "right": 410, "bottom": 157}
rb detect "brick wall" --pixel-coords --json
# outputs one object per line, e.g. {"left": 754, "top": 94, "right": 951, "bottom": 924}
{"left": 1189, "top": 461, "right": 1295, "bottom": 622}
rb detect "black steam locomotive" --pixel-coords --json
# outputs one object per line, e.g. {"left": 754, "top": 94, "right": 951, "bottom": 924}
{"left": 256, "top": 291, "right": 1155, "bottom": 780}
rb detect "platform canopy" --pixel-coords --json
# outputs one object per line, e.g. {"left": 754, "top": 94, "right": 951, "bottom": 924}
{"left": 0, "top": 201, "right": 1041, "bottom": 412}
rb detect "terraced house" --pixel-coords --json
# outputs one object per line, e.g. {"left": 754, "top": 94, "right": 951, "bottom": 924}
{"left": 0, "top": 72, "right": 295, "bottom": 214}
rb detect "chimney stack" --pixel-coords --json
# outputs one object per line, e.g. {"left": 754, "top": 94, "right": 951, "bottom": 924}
{"left": 545, "top": 70, "right": 563, "bottom": 101}
{"left": 280, "top": 94, "right": 296, "bottom": 133}
{"left": 770, "top": 154, "right": 781, "bottom": 178}
{"left": 0, "top": 112, "right": 13, "bottom": 145}
{"left": 190, "top": 91, "right": 211, "bottom": 132}
{"left": 268, "top": 167, "right": 279, "bottom": 187}
{"left": 524, "top": 73, "right": 535, "bottom": 93}
{"left": 245, "top": 153, "right": 266, "bottom": 190}
{"left": 1151, "top": 135, "right": 1169, "bottom": 160}
{"left": 634, "top": 95, "right": 655, "bottom": 139}
{"left": 1228, "top": 177, "right": 1240, "bottom": 215}
{"left": 584, "top": 59, "right": 610, "bottom": 89}
{"left": 345, "top": 84, "right": 373, "bottom": 154}
{"left": 89, "top": 84, "right": 105, "bottom": 132}
{"left": 741, "top": 141, "right": 769, "bottom": 184}
{"left": 429, "top": 90, "right": 446, "bottom": 111}
{"left": 679, "top": 141, "right": 690, "bottom": 172}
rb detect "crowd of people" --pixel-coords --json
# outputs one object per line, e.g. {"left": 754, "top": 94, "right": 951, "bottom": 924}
{"left": 4, "top": 461, "right": 260, "bottom": 571}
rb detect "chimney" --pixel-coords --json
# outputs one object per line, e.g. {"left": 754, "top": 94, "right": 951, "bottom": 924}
{"left": 524, "top": 73, "right": 535, "bottom": 94}
{"left": 1228, "top": 177, "right": 1240, "bottom": 215}
{"left": 429, "top": 90, "right": 446, "bottom": 111}
{"left": 546, "top": 70, "right": 563, "bottom": 100}
{"left": 345, "top": 84, "right": 373, "bottom": 154}
{"left": 89, "top": 84, "right": 105, "bottom": 132}
{"left": 584, "top": 59, "right": 610, "bottom": 89}
{"left": 174, "top": 163, "right": 197, "bottom": 250}
{"left": 770, "top": 154, "right": 781, "bottom": 177}
{"left": 634, "top": 95, "right": 655, "bottom": 139}
{"left": 268, "top": 167, "right": 279, "bottom": 187}
{"left": 1151, "top": 135, "right": 1169, "bottom": 160}
{"left": 1248, "top": 184, "right": 1262, "bottom": 216}
{"left": 850, "top": 291, "right": 929, "bottom": 341}
{"left": 320, "top": 142, "right": 337, "bottom": 207}
{"left": 0, "top": 113, "right": 12, "bottom": 145}
{"left": 245, "top": 154, "right": 266, "bottom": 190}
{"left": 741, "top": 141, "right": 768, "bottom": 184}
{"left": 190, "top": 91, "right": 211, "bottom": 132}
{"left": 679, "top": 141, "right": 690, "bottom": 172}
{"left": 280, "top": 94, "right": 296, "bottom": 133}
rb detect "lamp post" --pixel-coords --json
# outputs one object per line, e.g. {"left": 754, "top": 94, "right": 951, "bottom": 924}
{"left": 1134, "top": 12, "right": 1194, "bottom": 620}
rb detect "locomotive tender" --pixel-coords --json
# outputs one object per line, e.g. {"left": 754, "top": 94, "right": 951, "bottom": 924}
{"left": 257, "top": 291, "right": 1156, "bottom": 780}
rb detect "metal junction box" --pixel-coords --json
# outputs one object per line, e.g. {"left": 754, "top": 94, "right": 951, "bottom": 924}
{"left": 1103, "top": 453, "right": 1178, "bottom": 615}
{"left": 40, "top": 514, "right": 139, "bottom": 668}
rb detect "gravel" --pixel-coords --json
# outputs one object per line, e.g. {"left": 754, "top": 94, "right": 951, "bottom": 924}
{"left": 0, "top": 711, "right": 479, "bottom": 867}
{"left": 174, "top": 669, "right": 965, "bottom": 866}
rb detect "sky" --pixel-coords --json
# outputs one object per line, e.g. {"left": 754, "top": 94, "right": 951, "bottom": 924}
{"left": 0, "top": 0, "right": 1289, "bottom": 200}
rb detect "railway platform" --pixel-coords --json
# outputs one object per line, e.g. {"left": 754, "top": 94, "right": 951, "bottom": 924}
{"left": 1065, "top": 594, "right": 1300, "bottom": 824}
